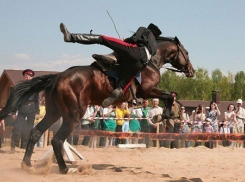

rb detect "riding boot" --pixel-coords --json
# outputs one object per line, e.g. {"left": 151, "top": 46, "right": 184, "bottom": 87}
{"left": 60, "top": 23, "right": 102, "bottom": 44}
{"left": 102, "top": 88, "right": 124, "bottom": 108}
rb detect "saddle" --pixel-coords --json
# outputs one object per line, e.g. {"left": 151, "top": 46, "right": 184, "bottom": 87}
{"left": 91, "top": 52, "right": 140, "bottom": 104}
{"left": 92, "top": 52, "right": 118, "bottom": 71}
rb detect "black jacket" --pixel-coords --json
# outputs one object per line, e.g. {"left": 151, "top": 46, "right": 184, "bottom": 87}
{"left": 124, "top": 27, "right": 158, "bottom": 56}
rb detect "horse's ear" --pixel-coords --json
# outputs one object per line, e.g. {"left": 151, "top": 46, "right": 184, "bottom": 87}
{"left": 174, "top": 36, "right": 180, "bottom": 44}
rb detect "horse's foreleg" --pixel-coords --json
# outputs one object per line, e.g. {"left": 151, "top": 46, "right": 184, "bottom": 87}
{"left": 22, "top": 114, "right": 60, "bottom": 168}
{"left": 51, "top": 120, "right": 78, "bottom": 174}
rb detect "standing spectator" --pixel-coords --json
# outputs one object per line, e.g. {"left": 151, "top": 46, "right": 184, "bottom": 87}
{"left": 147, "top": 98, "right": 163, "bottom": 147}
{"left": 224, "top": 104, "right": 236, "bottom": 133}
{"left": 224, "top": 104, "right": 236, "bottom": 147}
{"left": 81, "top": 105, "right": 95, "bottom": 146}
{"left": 102, "top": 105, "right": 117, "bottom": 146}
{"left": 129, "top": 100, "right": 142, "bottom": 133}
{"left": 115, "top": 102, "right": 129, "bottom": 145}
{"left": 34, "top": 98, "right": 46, "bottom": 147}
{"left": 129, "top": 100, "right": 142, "bottom": 144}
{"left": 204, "top": 118, "right": 214, "bottom": 148}
{"left": 67, "top": 123, "right": 80, "bottom": 145}
{"left": 103, "top": 105, "right": 117, "bottom": 132}
{"left": 180, "top": 106, "right": 191, "bottom": 148}
{"left": 139, "top": 99, "right": 151, "bottom": 147}
{"left": 170, "top": 92, "right": 181, "bottom": 149}
{"left": 235, "top": 99, "right": 245, "bottom": 147}
{"left": 206, "top": 101, "right": 220, "bottom": 148}
{"left": 4, "top": 113, "right": 15, "bottom": 127}
{"left": 0, "top": 106, "right": 5, "bottom": 148}
{"left": 90, "top": 105, "right": 102, "bottom": 148}
{"left": 220, "top": 120, "right": 231, "bottom": 147}
{"left": 192, "top": 104, "right": 206, "bottom": 147}
{"left": 11, "top": 69, "right": 39, "bottom": 152}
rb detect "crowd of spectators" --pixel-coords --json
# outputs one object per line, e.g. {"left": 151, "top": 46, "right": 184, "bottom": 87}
{"left": 61, "top": 92, "right": 245, "bottom": 149}
{"left": 2, "top": 90, "right": 245, "bottom": 149}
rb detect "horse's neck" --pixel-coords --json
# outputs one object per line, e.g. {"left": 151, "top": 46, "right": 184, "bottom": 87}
{"left": 151, "top": 48, "right": 169, "bottom": 70}
{"left": 154, "top": 40, "right": 176, "bottom": 70}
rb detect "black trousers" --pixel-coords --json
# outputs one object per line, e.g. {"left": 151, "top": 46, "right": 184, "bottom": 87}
{"left": 11, "top": 112, "right": 36, "bottom": 149}
{"left": 115, "top": 125, "right": 123, "bottom": 145}
{"left": 101, "top": 36, "right": 145, "bottom": 85}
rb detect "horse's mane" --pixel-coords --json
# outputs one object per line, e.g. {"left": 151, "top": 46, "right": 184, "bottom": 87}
{"left": 156, "top": 36, "right": 179, "bottom": 44}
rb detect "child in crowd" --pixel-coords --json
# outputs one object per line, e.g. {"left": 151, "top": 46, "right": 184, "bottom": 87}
{"left": 204, "top": 118, "right": 214, "bottom": 133}
{"left": 220, "top": 120, "right": 231, "bottom": 147}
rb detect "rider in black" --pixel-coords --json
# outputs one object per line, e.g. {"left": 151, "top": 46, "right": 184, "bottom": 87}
{"left": 60, "top": 23, "right": 162, "bottom": 107}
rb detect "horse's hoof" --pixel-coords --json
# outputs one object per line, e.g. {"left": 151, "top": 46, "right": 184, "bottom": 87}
{"left": 21, "top": 161, "right": 34, "bottom": 173}
{"left": 60, "top": 167, "right": 69, "bottom": 174}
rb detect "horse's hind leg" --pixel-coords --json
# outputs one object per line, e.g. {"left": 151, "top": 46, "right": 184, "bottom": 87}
{"left": 22, "top": 113, "right": 60, "bottom": 167}
{"left": 51, "top": 120, "right": 78, "bottom": 174}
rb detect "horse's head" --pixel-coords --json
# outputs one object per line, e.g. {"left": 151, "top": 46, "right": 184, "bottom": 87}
{"left": 156, "top": 36, "right": 195, "bottom": 77}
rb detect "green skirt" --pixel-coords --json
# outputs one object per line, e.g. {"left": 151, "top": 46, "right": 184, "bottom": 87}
{"left": 103, "top": 119, "right": 116, "bottom": 132}
{"left": 129, "top": 119, "right": 141, "bottom": 132}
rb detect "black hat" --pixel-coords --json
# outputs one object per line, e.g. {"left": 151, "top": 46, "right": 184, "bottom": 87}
{"left": 147, "top": 23, "right": 162, "bottom": 37}
{"left": 22, "top": 69, "right": 35, "bottom": 77}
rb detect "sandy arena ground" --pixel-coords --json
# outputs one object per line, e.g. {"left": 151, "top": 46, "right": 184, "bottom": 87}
{"left": 1, "top": 145, "right": 245, "bottom": 182}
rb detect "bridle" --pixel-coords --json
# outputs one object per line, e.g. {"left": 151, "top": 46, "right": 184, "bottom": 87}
{"left": 167, "top": 40, "right": 191, "bottom": 76}
{"left": 149, "top": 36, "right": 192, "bottom": 77}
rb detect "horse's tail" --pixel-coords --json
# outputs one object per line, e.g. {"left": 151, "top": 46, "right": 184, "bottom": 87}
{"left": 0, "top": 74, "right": 57, "bottom": 120}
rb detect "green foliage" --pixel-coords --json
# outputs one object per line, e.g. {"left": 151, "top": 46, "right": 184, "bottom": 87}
{"left": 159, "top": 68, "right": 240, "bottom": 101}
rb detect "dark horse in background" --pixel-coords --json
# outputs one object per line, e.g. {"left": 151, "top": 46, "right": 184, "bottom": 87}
{"left": 0, "top": 36, "right": 194, "bottom": 174}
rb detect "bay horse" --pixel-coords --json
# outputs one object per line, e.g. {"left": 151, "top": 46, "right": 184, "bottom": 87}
{"left": 0, "top": 36, "right": 194, "bottom": 174}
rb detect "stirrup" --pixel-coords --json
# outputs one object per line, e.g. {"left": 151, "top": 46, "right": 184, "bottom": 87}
{"left": 102, "top": 89, "right": 123, "bottom": 108}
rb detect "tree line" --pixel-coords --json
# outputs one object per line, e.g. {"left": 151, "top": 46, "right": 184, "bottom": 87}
{"left": 159, "top": 68, "right": 245, "bottom": 101}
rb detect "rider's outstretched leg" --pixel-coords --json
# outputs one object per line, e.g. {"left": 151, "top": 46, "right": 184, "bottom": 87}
{"left": 60, "top": 23, "right": 102, "bottom": 44}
